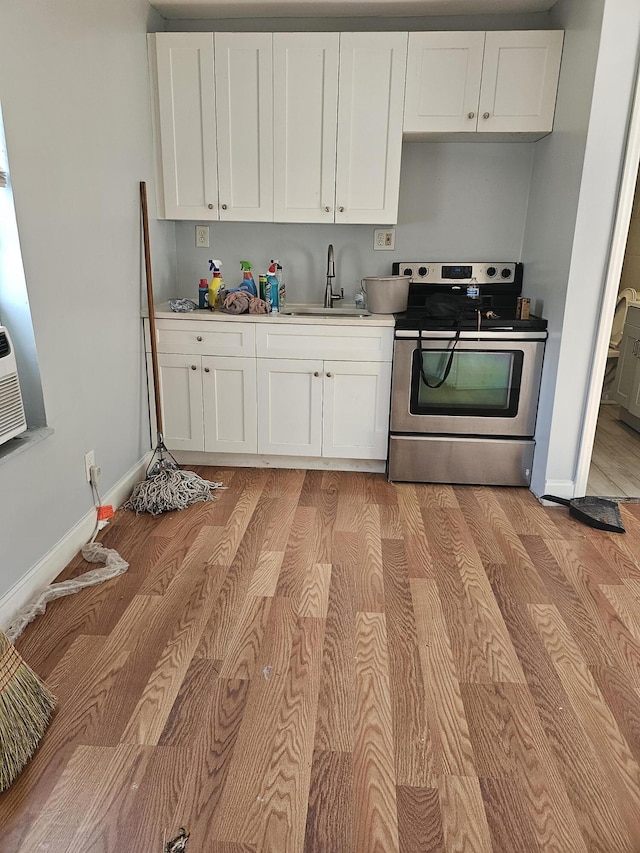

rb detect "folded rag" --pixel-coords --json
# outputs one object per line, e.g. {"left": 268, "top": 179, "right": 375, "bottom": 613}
{"left": 248, "top": 296, "right": 269, "bottom": 314}
{"left": 222, "top": 291, "right": 251, "bottom": 314}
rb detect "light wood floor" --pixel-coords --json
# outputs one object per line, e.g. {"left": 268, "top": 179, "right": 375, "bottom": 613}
{"left": 588, "top": 404, "right": 640, "bottom": 498}
{"left": 5, "top": 468, "right": 640, "bottom": 852}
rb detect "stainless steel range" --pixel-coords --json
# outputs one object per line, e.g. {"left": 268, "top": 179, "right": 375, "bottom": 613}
{"left": 388, "top": 261, "right": 547, "bottom": 486}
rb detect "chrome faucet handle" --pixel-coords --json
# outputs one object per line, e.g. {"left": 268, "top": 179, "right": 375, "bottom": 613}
{"left": 331, "top": 288, "right": 344, "bottom": 304}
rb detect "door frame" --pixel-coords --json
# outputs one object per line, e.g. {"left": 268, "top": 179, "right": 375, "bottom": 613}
{"left": 574, "top": 56, "right": 640, "bottom": 495}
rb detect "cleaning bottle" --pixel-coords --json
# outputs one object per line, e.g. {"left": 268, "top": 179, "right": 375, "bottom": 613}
{"left": 239, "top": 261, "right": 258, "bottom": 297}
{"left": 271, "top": 259, "right": 285, "bottom": 310}
{"left": 208, "top": 260, "right": 223, "bottom": 310}
{"left": 198, "top": 278, "right": 209, "bottom": 309}
{"left": 266, "top": 261, "right": 280, "bottom": 313}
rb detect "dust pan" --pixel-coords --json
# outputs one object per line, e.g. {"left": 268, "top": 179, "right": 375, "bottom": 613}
{"left": 542, "top": 495, "right": 625, "bottom": 533}
{"left": 124, "top": 183, "right": 222, "bottom": 516}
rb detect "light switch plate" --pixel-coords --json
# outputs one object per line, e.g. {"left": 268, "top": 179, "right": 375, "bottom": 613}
{"left": 196, "top": 225, "right": 210, "bottom": 248}
{"left": 374, "top": 228, "right": 395, "bottom": 250}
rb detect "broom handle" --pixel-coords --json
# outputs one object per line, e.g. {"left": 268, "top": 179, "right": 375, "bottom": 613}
{"left": 140, "top": 181, "right": 164, "bottom": 439}
{"left": 541, "top": 495, "right": 571, "bottom": 507}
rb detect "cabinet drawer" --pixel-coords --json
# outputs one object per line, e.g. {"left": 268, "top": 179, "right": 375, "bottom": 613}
{"left": 255, "top": 324, "right": 393, "bottom": 362}
{"left": 151, "top": 320, "right": 256, "bottom": 356}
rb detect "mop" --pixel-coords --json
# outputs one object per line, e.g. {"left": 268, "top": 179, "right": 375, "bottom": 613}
{"left": 124, "top": 182, "right": 223, "bottom": 516}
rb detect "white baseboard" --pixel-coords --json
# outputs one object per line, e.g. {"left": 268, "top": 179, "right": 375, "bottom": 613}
{"left": 173, "top": 450, "right": 386, "bottom": 474}
{"left": 0, "top": 453, "right": 152, "bottom": 632}
{"left": 537, "top": 478, "right": 576, "bottom": 504}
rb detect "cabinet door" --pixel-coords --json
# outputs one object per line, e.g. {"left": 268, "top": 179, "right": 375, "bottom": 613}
{"left": 155, "top": 353, "right": 204, "bottom": 451}
{"left": 153, "top": 33, "right": 218, "bottom": 220}
{"left": 404, "top": 32, "right": 485, "bottom": 133}
{"left": 215, "top": 33, "right": 273, "bottom": 221}
{"left": 478, "top": 31, "right": 564, "bottom": 133}
{"left": 273, "top": 33, "right": 339, "bottom": 223}
{"left": 335, "top": 32, "right": 408, "bottom": 225}
{"left": 322, "top": 361, "right": 392, "bottom": 460}
{"left": 613, "top": 329, "right": 640, "bottom": 408}
{"left": 257, "top": 359, "right": 323, "bottom": 456}
{"left": 202, "top": 356, "right": 257, "bottom": 453}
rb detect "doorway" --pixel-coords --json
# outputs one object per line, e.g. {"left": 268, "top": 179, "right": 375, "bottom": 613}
{"left": 587, "top": 165, "right": 640, "bottom": 498}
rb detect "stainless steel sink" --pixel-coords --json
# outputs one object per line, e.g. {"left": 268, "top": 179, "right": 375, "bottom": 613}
{"left": 280, "top": 306, "right": 371, "bottom": 318}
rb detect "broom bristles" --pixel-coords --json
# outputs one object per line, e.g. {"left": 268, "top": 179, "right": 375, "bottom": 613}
{"left": 0, "top": 631, "right": 56, "bottom": 793}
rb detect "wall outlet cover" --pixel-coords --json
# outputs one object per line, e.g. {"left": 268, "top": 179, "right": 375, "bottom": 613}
{"left": 374, "top": 228, "right": 395, "bottom": 250}
{"left": 196, "top": 225, "right": 210, "bottom": 248}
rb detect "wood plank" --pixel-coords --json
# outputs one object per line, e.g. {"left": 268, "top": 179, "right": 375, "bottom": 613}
{"left": 438, "top": 776, "right": 493, "bottom": 853}
{"left": 304, "top": 750, "right": 354, "bottom": 853}
{"left": 299, "top": 563, "right": 332, "bottom": 618}
{"left": 396, "top": 785, "right": 445, "bottom": 853}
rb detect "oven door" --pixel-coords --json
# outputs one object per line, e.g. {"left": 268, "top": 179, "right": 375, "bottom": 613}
{"left": 391, "top": 334, "right": 545, "bottom": 437}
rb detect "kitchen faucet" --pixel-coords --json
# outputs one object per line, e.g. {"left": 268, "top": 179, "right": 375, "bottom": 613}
{"left": 324, "top": 244, "right": 344, "bottom": 308}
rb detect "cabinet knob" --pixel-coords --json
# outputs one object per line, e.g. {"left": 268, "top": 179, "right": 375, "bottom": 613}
{"left": 204, "top": 367, "right": 210, "bottom": 372}
{"left": 338, "top": 206, "right": 344, "bottom": 213}
{"left": 196, "top": 335, "right": 203, "bottom": 342}
{"left": 326, "top": 372, "right": 333, "bottom": 378}
{"left": 221, "top": 203, "right": 228, "bottom": 210}
{"left": 191, "top": 364, "right": 197, "bottom": 371}
{"left": 468, "top": 111, "right": 475, "bottom": 119}
{"left": 207, "top": 204, "right": 214, "bottom": 210}
{"left": 313, "top": 371, "right": 320, "bottom": 377}
{"left": 324, "top": 206, "right": 330, "bottom": 213}
{"left": 483, "top": 112, "right": 490, "bottom": 120}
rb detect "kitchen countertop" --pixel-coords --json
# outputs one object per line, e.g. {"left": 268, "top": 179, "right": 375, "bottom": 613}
{"left": 149, "top": 302, "right": 395, "bottom": 327}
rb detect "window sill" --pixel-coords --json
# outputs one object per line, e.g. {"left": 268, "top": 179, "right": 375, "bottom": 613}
{"left": 0, "top": 427, "right": 54, "bottom": 466}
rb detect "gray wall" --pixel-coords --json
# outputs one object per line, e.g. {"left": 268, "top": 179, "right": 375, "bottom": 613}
{"left": 0, "top": 0, "right": 174, "bottom": 601}
{"left": 523, "top": 0, "right": 640, "bottom": 495}
{"left": 171, "top": 143, "right": 534, "bottom": 304}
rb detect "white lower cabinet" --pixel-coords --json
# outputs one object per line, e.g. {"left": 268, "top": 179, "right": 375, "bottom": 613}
{"left": 154, "top": 352, "right": 257, "bottom": 453}
{"left": 148, "top": 318, "right": 393, "bottom": 464}
{"left": 614, "top": 307, "right": 640, "bottom": 418}
{"left": 256, "top": 358, "right": 392, "bottom": 460}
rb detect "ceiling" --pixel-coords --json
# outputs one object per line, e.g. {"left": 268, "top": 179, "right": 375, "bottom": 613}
{"left": 149, "top": 0, "right": 559, "bottom": 20}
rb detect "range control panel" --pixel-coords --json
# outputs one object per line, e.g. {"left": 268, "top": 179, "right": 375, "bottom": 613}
{"left": 393, "top": 262, "right": 522, "bottom": 286}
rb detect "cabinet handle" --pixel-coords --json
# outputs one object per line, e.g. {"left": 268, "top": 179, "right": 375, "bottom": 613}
{"left": 207, "top": 204, "right": 214, "bottom": 210}
{"left": 196, "top": 335, "right": 203, "bottom": 342}
{"left": 324, "top": 206, "right": 330, "bottom": 213}
{"left": 338, "top": 206, "right": 344, "bottom": 213}
{"left": 313, "top": 371, "right": 320, "bottom": 377}
{"left": 221, "top": 203, "right": 228, "bottom": 210}
{"left": 635, "top": 340, "right": 640, "bottom": 357}
{"left": 483, "top": 112, "right": 490, "bottom": 120}
{"left": 468, "top": 111, "right": 475, "bottom": 119}
{"left": 326, "top": 372, "right": 333, "bottom": 378}
{"left": 204, "top": 367, "right": 210, "bottom": 373}
{"left": 191, "top": 364, "right": 197, "bottom": 371}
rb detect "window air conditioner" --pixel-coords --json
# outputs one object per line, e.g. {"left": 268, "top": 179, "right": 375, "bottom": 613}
{"left": 0, "top": 326, "right": 27, "bottom": 445}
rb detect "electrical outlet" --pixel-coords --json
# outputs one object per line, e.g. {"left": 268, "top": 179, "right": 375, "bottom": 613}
{"left": 374, "top": 228, "right": 395, "bottom": 250}
{"left": 84, "top": 450, "right": 95, "bottom": 483}
{"left": 196, "top": 225, "right": 210, "bottom": 248}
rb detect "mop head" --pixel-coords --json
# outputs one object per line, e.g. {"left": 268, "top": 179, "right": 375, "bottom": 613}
{"left": 124, "top": 468, "right": 223, "bottom": 516}
{"left": 0, "top": 631, "right": 56, "bottom": 792}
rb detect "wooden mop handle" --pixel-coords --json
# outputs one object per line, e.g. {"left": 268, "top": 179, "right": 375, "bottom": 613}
{"left": 140, "top": 181, "right": 164, "bottom": 438}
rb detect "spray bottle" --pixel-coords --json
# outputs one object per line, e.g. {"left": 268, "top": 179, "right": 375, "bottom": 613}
{"left": 208, "top": 259, "right": 224, "bottom": 310}
{"left": 239, "top": 261, "right": 258, "bottom": 297}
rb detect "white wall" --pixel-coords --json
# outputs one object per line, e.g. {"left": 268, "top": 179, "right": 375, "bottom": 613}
{"left": 0, "top": 0, "right": 175, "bottom": 604}
{"left": 524, "top": 0, "right": 640, "bottom": 496}
{"left": 170, "top": 142, "right": 534, "bottom": 304}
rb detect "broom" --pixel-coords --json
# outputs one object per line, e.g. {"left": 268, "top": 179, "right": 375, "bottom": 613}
{"left": 0, "top": 630, "right": 56, "bottom": 792}
{"left": 124, "top": 182, "right": 223, "bottom": 515}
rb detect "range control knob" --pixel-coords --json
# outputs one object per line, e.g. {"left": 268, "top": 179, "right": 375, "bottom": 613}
{"left": 486, "top": 266, "right": 497, "bottom": 277}
{"left": 501, "top": 267, "right": 512, "bottom": 279}
{"left": 403, "top": 268, "right": 412, "bottom": 276}
{"left": 418, "top": 266, "right": 428, "bottom": 277}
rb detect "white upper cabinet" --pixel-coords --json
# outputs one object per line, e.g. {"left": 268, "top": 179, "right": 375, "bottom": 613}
{"left": 404, "top": 30, "right": 564, "bottom": 138}
{"left": 152, "top": 33, "right": 218, "bottom": 219}
{"left": 273, "top": 33, "right": 339, "bottom": 223}
{"left": 404, "top": 32, "right": 485, "bottom": 134}
{"left": 479, "top": 31, "right": 564, "bottom": 133}
{"left": 273, "top": 32, "right": 407, "bottom": 224}
{"left": 150, "top": 32, "right": 273, "bottom": 221}
{"left": 335, "top": 32, "right": 408, "bottom": 225}
{"left": 215, "top": 33, "right": 273, "bottom": 221}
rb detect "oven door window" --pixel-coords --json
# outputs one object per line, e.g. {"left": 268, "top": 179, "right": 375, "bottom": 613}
{"left": 410, "top": 348, "right": 524, "bottom": 417}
